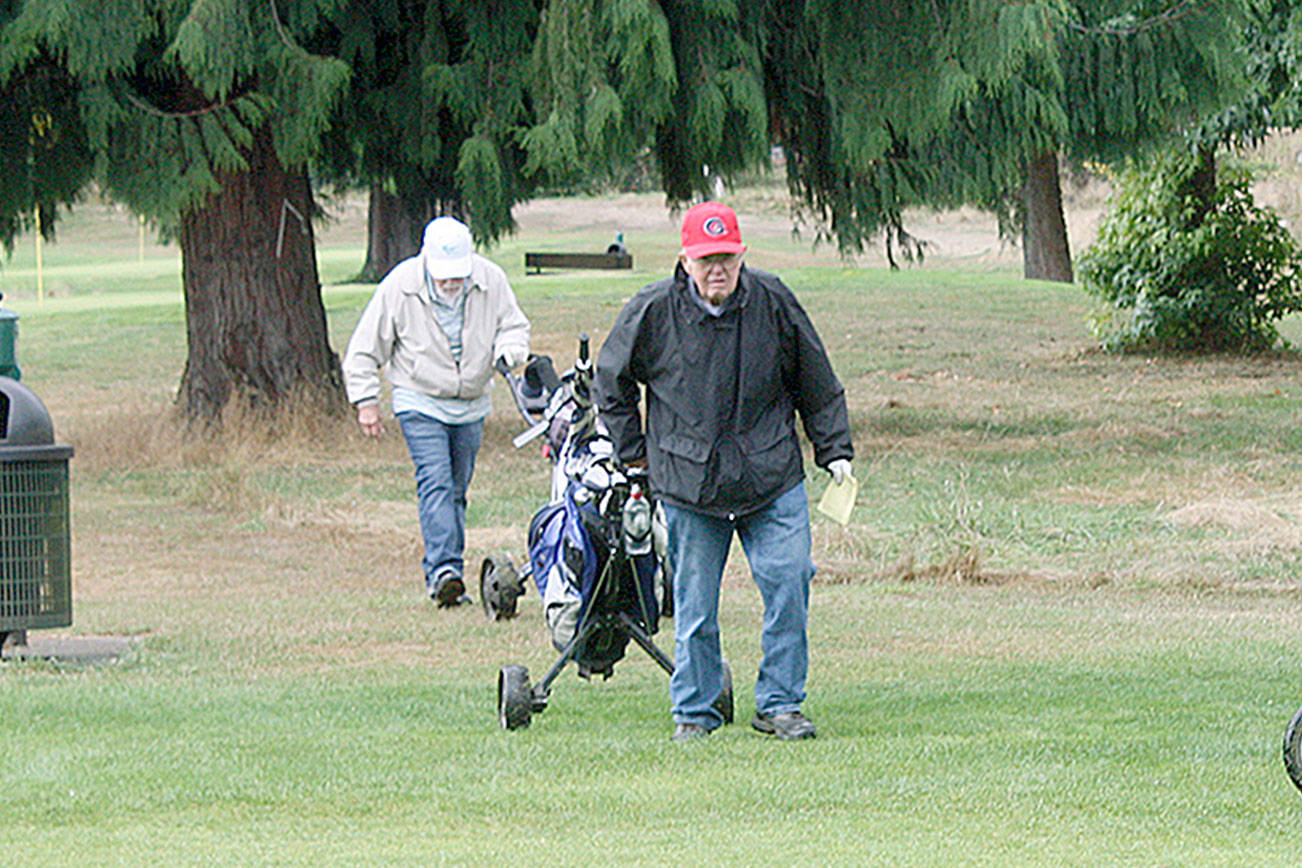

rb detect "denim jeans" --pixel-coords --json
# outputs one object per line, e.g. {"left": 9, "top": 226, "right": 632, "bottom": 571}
{"left": 663, "top": 483, "right": 815, "bottom": 729}
{"left": 397, "top": 411, "right": 483, "bottom": 588}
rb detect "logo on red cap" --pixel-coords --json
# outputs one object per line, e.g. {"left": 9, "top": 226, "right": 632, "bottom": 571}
{"left": 681, "top": 202, "right": 746, "bottom": 259}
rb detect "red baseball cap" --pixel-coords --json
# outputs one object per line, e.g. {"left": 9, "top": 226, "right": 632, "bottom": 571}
{"left": 680, "top": 201, "right": 747, "bottom": 259}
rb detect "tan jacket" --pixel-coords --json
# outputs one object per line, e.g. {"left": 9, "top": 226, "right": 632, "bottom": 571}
{"left": 342, "top": 253, "right": 530, "bottom": 406}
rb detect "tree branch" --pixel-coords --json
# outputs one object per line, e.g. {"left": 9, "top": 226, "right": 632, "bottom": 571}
{"left": 116, "top": 84, "right": 239, "bottom": 119}
{"left": 1062, "top": 1, "right": 1204, "bottom": 37}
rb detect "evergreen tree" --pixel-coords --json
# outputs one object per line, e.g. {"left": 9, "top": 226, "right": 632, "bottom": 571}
{"left": 315, "top": 0, "right": 450, "bottom": 281}
{"left": 1177, "top": 0, "right": 1302, "bottom": 218}
{"left": 2, "top": 0, "right": 350, "bottom": 419}
{"left": 1210, "top": 0, "right": 1302, "bottom": 145}
{"left": 315, "top": 1, "right": 540, "bottom": 281}
{"left": 762, "top": 1, "right": 1247, "bottom": 280}
{"left": 524, "top": 0, "right": 768, "bottom": 202}
{"left": 0, "top": 1, "right": 92, "bottom": 252}
{"left": 761, "top": 0, "right": 961, "bottom": 260}
{"left": 526, "top": 1, "right": 1247, "bottom": 283}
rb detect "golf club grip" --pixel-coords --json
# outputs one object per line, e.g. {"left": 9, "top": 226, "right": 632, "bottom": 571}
{"left": 578, "top": 333, "right": 590, "bottom": 364}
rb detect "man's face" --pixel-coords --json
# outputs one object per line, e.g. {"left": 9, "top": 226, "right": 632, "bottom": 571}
{"left": 680, "top": 252, "right": 743, "bottom": 305}
{"left": 432, "top": 276, "right": 468, "bottom": 297}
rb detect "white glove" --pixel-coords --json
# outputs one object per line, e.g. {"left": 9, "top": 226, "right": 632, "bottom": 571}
{"left": 827, "top": 459, "right": 852, "bottom": 485}
{"left": 498, "top": 346, "right": 529, "bottom": 369}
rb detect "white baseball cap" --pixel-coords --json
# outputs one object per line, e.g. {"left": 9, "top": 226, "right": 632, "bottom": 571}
{"left": 422, "top": 217, "right": 474, "bottom": 280}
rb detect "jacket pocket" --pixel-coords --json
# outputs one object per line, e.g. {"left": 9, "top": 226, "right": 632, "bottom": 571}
{"left": 655, "top": 431, "right": 712, "bottom": 504}
{"left": 737, "top": 415, "right": 799, "bottom": 498}
{"left": 409, "top": 354, "right": 455, "bottom": 398}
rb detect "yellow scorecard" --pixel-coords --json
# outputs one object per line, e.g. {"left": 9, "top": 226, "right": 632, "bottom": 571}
{"left": 816, "top": 473, "right": 857, "bottom": 526}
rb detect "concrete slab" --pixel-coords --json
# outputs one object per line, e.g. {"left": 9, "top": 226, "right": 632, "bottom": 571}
{"left": 1, "top": 634, "right": 136, "bottom": 664}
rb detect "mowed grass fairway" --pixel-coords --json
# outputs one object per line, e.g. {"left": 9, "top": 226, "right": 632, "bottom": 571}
{"left": 2, "top": 189, "right": 1302, "bottom": 864}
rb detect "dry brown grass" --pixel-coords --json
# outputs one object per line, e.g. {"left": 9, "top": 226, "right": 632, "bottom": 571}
{"left": 881, "top": 547, "right": 1011, "bottom": 585}
{"left": 1166, "top": 493, "right": 1302, "bottom": 556}
{"left": 56, "top": 372, "right": 561, "bottom": 675}
{"left": 68, "top": 389, "right": 369, "bottom": 474}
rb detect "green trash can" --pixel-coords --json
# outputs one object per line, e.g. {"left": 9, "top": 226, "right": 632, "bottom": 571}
{"left": 0, "top": 377, "right": 73, "bottom": 643}
{"left": 0, "top": 298, "right": 20, "bottom": 381}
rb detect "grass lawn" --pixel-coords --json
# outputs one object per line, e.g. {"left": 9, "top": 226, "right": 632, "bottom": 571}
{"left": 2, "top": 189, "right": 1302, "bottom": 864}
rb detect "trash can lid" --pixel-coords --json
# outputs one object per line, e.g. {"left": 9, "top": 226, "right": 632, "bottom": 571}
{"left": 0, "top": 376, "right": 55, "bottom": 446}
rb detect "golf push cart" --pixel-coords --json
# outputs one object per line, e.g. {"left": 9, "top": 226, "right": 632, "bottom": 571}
{"left": 480, "top": 334, "right": 733, "bottom": 731}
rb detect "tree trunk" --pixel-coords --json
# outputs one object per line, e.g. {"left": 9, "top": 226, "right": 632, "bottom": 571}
{"left": 177, "top": 126, "right": 342, "bottom": 420}
{"left": 358, "top": 183, "right": 423, "bottom": 282}
{"left": 1187, "top": 145, "right": 1217, "bottom": 227}
{"left": 1021, "top": 151, "right": 1073, "bottom": 283}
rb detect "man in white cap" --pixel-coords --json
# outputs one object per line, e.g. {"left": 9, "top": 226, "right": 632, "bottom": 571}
{"left": 343, "top": 216, "right": 530, "bottom": 607}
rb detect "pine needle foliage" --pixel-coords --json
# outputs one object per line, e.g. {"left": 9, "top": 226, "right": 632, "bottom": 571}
{"left": 526, "top": 0, "right": 767, "bottom": 201}
{"left": 314, "top": 1, "right": 461, "bottom": 221}
{"left": 0, "top": 25, "right": 92, "bottom": 251}
{"left": 316, "top": 0, "right": 539, "bottom": 245}
{"left": 525, "top": 0, "right": 671, "bottom": 184}
{"left": 1195, "top": 0, "right": 1302, "bottom": 150}
{"left": 3, "top": 0, "right": 350, "bottom": 229}
{"left": 429, "top": 0, "right": 537, "bottom": 241}
{"left": 656, "top": 0, "right": 768, "bottom": 199}
{"left": 1057, "top": 0, "right": 1249, "bottom": 163}
{"left": 762, "top": 0, "right": 1247, "bottom": 254}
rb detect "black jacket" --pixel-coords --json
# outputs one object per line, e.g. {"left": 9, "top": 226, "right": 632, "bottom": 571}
{"left": 595, "top": 263, "right": 853, "bottom": 518}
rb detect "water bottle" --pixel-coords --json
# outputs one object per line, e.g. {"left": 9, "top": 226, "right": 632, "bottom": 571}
{"left": 622, "top": 489, "right": 652, "bottom": 556}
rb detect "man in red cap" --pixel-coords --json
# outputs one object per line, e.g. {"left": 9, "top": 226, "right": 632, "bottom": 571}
{"left": 596, "top": 201, "right": 853, "bottom": 742}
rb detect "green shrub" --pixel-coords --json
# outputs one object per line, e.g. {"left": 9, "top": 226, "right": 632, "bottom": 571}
{"left": 1078, "top": 149, "right": 1302, "bottom": 352}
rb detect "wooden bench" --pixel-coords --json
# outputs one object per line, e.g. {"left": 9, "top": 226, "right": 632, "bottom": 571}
{"left": 525, "top": 251, "right": 632, "bottom": 274}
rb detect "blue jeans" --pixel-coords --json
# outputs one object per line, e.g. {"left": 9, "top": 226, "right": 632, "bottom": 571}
{"left": 397, "top": 412, "right": 483, "bottom": 587}
{"left": 664, "top": 483, "right": 815, "bottom": 729}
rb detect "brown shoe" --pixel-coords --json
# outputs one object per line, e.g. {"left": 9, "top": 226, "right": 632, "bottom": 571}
{"left": 429, "top": 574, "right": 467, "bottom": 608}
{"left": 751, "top": 711, "right": 816, "bottom": 740}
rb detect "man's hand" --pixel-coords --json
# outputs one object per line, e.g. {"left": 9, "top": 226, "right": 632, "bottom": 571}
{"left": 357, "top": 403, "right": 384, "bottom": 438}
{"left": 497, "top": 346, "right": 529, "bottom": 369}
{"left": 827, "top": 459, "right": 852, "bottom": 485}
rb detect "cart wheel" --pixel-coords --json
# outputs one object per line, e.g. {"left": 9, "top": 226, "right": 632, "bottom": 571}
{"left": 481, "top": 555, "right": 523, "bottom": 621}
{"left": 1283, "top": 704, "right": 1302, "bottom": 792}
{"left": 713, "top": 659, "right": 735, "bottom": 725}
{"left": 498, "top": 664, "right": 533, "bottom": 730}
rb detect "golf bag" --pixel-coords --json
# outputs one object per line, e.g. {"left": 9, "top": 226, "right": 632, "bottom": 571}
{"left": 484, "top": 334, "right": 732, "bottom": 730}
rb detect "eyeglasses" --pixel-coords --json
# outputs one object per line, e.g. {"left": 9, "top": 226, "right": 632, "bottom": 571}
{"left": 688, "top": 253, "right": 741, "bottom": 270}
